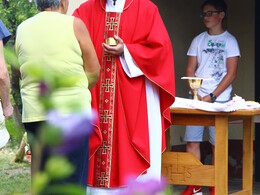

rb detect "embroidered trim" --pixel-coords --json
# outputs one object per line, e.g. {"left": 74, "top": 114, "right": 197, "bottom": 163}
{"left": 95, "top": 12, "right": 121, "bottom": 188}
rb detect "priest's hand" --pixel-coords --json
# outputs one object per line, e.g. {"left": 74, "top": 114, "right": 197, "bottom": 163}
{"left": 102, "top": 35, "right": 124, "bottom": 56}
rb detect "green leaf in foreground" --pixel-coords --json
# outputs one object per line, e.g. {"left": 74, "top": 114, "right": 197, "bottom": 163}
{"left": 46, "top": 184, "right": 86, "bottom": 195}
{"left": 45, "top": 156, "right": 75, "bottom": 181}
{"left": 4, "top": 46, "right": 19, "bottom": 68}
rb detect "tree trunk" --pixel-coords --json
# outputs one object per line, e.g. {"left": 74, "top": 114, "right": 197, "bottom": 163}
{"left": 10, "top": 66, "right": 24, "bottom": 130}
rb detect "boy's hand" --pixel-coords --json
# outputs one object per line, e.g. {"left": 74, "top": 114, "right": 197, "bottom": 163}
{"left": 202, "top": 94, "right": 211, "bottom": 103}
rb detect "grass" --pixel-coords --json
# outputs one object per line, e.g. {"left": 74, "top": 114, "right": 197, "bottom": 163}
{"left": 0, "top": 117, "right": 31, "bottom": 195}
{"left": 0, "top": 143, "right": 31, "bottom": 195}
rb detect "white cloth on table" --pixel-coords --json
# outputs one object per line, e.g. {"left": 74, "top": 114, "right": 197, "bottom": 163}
{"left": 171, "top": 96, "right": 260, "bottom": 123}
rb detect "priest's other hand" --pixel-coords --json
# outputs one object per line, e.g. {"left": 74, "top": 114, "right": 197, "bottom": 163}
{"left": 102, "top": 35, "right": 124, "bottom": 56}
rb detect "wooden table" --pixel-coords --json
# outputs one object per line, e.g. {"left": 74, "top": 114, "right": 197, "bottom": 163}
{"left": 162, "top": 108, "right": 260, "bottom": 195}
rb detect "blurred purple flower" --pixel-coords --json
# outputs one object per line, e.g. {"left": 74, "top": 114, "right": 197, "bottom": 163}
{"left": 47, "top": 109, "right": 96, "bottom": 154}
{"left": 39, "top": 82, "right": 50, "bottom": 97}
{"left": 28, "top": 0, "right": 32, "bottom": 3}
{"left": 119, "top": 176, "right": 167, "bottom": 195}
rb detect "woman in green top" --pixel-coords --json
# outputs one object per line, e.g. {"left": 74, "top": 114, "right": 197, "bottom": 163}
{"left": 15, "top": 0, "right": 100, "bottom": 187}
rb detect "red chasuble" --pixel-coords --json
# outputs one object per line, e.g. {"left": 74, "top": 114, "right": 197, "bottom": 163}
{"left": 73, "top": 0, "right": 175, "bottom": 188}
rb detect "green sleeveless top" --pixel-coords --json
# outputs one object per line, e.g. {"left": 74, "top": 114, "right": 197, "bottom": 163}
{"left": 16, "top": 12, "right": 91, "bottom": 122}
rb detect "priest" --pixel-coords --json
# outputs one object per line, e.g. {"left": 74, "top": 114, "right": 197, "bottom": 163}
{"left": 73, "top": 0, "right": 175, "bottom": 194}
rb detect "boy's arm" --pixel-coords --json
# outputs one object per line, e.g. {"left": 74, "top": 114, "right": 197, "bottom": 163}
{"left": 202, "top": 56, "right": 239, "bottom": 102}
{"left": 186, "top": 56, "right": 197, "bottom": 77}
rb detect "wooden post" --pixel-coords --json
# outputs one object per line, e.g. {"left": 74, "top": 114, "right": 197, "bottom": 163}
{"left": 242, "top": 118, "right": 254, "bottom": 193}
{"left": 215, "top": 115, "right": 228, "bottom": 195}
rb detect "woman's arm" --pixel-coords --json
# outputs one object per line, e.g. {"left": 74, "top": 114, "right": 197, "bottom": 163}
{"left": 73, "top": 17, "right": 100, "bottom": 90}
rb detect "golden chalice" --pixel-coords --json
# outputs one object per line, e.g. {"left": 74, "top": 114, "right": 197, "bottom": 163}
{"left": 181, "top": 77, "right": 203, "bottom": 100}
{"left": 105, "top": 37, "right": 117, "bottom": 46}
{"left": 188, "top": 78, "right": 202, "bottom": 100}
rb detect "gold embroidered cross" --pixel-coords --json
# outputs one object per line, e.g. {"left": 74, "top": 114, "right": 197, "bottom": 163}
{"left": 100, "top": 110, "right": 112, "bottom": 123}
{"left": 102, "top": 79, "right": 113, "bottom": 92}
{"left": 106, "top": 17, "right": 118, "bottom": 30}
{"left": 100, "top": 141, "right": 110, "bottom": 154}
{"left": 98, "top": 172, "right": 108, "bottom": 186}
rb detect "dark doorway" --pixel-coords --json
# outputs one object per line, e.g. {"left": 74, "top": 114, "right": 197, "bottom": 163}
{"left": 255, "top": 0, "right": 260, "bottom": 182}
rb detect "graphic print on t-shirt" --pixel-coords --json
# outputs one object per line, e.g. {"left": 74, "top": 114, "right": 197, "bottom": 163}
{"left": 202, "top": 39, "right": 226, "bottom": 83}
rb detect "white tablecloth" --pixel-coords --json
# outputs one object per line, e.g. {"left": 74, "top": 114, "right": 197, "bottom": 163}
{"left": 171, "top": 97, "right": 260, "bottom": 123}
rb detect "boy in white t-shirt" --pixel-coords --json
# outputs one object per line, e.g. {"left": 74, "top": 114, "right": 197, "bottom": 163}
{"left": 182, "top": 0, "right": 240, "bottom": 195}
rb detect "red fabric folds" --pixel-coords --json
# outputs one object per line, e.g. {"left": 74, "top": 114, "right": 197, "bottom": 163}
{"left": 73, "top": 0, "right": 175, "bottom": 187}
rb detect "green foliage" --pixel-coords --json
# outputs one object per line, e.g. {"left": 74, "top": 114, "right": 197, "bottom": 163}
{"left": 46, "top": 184, "right": 86, "bottom": 195}
{"left": 32, "top": 172, "right": 49, "bottom": 195}
{"left": 4, "top": 46, "right": 19, "bottom": 68}
{"left": 0, "top": 0, "right": 38, "bottom": 46}
{"left": 39, "top": 124, "right": 62, "bottom": 146}
{"left": 23, "top": 63, "right": 80, "bottom": 88}
{"left": 164, "top": 185, "right": 175, "bottom": 195}
{"left": 10, "top": 55, "right": 87, "bottom": 194}
{"left": 1, "top": 0, "right": 38, "bottom": 141}
{"left": 5, "top": 117, "right": 24, "bottom": 144}
{"left": 45, "top": 156, "right": 75, "bottom": 181}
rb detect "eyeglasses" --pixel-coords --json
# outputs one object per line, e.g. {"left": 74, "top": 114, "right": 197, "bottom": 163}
{"left": 200, "top": 10, "right": 223, "bottom": 18}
